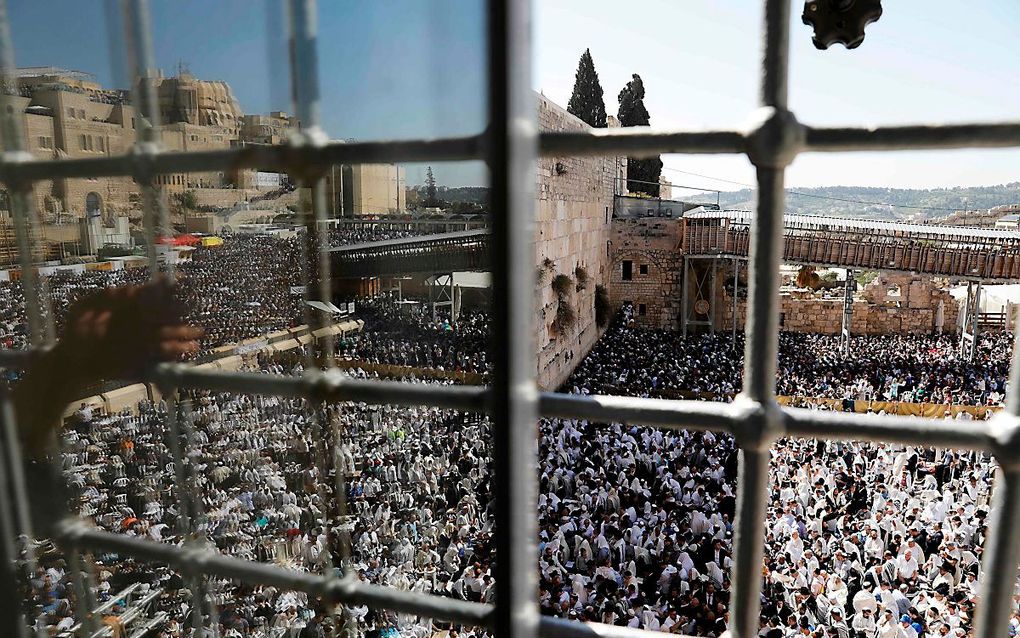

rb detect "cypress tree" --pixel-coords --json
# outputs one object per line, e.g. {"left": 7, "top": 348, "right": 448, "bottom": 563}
{"left": 618, "top": 74, "right": 663, "bottom": 197}
{"left": 567, "top": 49, "right": 608, "bottom": 129}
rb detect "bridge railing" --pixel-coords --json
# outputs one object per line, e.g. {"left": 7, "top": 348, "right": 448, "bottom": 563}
{"left": 686, "top": 223, "right": 1020, "bottom": 280}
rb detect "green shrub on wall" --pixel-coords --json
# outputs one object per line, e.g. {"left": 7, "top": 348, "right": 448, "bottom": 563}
{"left": 574, "top": 265, "right": 589, "bottom": 291}
{"left": 552, "top": 273, "right": 573, "bottom": 296}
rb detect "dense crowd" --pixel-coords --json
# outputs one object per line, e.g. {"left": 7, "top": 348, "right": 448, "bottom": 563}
{"left": 568, "top": 313, "right": 1012, "bottom": 406}
{"left": 0, "top": 235, "right": 305, "bottom": 356}
{"left": 0, "top": 227, "right": 436, "bottom": 357}
{"left": 336, "top": 297, "right": 490, "bottom": 375}
{"left": 25, "top": 348, "right": 495, "bottom": 638}
{"left": 9, "top": 252, "right": 1017, "bottom": 638}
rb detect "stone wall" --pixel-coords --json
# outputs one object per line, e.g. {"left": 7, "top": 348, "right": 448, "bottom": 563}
{"left": 608, "top": 217, "right": 684, "bottom": 329}
{"left": 534, "top": 95, "right": 623, "bottom": 389}
{"left": 604, "top": 223, "right": 964, "bottom": 335}
{"left": 717, "top": 272, "right": 960, "bottom": 335}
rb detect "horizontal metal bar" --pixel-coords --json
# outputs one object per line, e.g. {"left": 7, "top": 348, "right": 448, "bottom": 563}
{"left": 540, "top": 128, "right": 746, "bottom": 156}
{"left": 3, "top": 119, "right": 1018, "bottom": 187}
{"left": 540, "top": 392, "right": 737, "bottom": 432}
{"left": 538, "top": 617, "right": 698, "bottom": 638}
{"left": 783, "top": 406, "right": 996, "bottom": 450}
{"left": 0, "top": 355, "right": 1006, "bottom": 449}
{"left": 155, "top": 365, "right": 491, "bottom": 413}
{"left": 58, "top": 521, "right": 495, "bottom": 627}
{"left": 58, "top": 521, "right": 698, "bottom": 638}
{"left": 0, "top": 135, "right": 484, "bottom": 183}
{"left": 804, "top": 122, "right": 1020, "bottom": 152}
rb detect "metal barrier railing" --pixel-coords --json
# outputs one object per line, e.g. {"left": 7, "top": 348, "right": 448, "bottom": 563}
{"left": 0, "top": 2, "right": 1018, "bottom": 638}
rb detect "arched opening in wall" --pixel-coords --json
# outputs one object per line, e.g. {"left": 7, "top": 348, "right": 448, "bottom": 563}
{"left": 85, "top": 192, "right": 103, "bottom": 221}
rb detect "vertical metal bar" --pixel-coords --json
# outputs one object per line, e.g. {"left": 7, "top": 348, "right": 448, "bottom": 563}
{"left": 289, "top": 0, "right": 320, "bottom": 136}
{"left": 488, "top": 3, "right": 539, "bottom": 638}
{"left": 973, "top": 467, "right": 1020, "bottom": 638}
{"left": 975, "top": 319, "right": 1020, "bottom": 638}
{"left": 731, "top": 2, "right": 791, "bottom": 638}
{"left": 0, "top": 392, "right": 47, "bottom": 638}
{"left": 0, "top": 393, "right": 28, "bottom": 638}
{"left": 287, "top": 11, "right": 354, "bottom": 638}
{"left": 122, "top": 0, "right": 172, "bottom": 280}
{"left": 0, "top": 0, "right": 54, "bottom": 346}
{"left": 742, "top": 167, "right": 785, "bottom": 401}
{"left": 290, "top": 0, "right": 335, "bottom": 365}
{"left": 67, "top": 547, "right": 99, "bottom": 638}
{"left": 759, "top": 0, "right": 789, "bottom": 112}
{"left": 160, "top": 387, "right": 215, "bottom": 635}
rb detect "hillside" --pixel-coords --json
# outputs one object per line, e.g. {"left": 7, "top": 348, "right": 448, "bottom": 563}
{"left": 682, "top": 183, "right": 1020, "bottom": 220}
{"left": 406, "top": 185, "right": 489, "bottom": 212}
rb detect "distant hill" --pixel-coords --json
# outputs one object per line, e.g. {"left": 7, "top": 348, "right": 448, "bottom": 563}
{"left": 679, "top": 183, "right": 1020, "bottom": 220}
{"left": 407, "top": 186, "right": 489, "bottom": 207}
{"left": 402, "top": 183, "right": 1020, "bottom": 221}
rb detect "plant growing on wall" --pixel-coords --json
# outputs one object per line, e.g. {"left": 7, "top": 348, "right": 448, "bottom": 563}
{"left": 551, "top": 273, "right": 576, "bottom": 333}
{"left": 537, "top": 257, "right": 556, "bottom": 284}
{"left": 595, "top": 284, "right": 611, "bottom": 328}
{"left": 552, "top": 273, "right": 573, "bottom": 296}
{"left": 556, "top": 301, "right": 576, "bottom": 332}
{"left": 574, "top": 265, "right": 589, "bottom": 291}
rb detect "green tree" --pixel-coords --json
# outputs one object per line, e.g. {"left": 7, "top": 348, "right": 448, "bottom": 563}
{"left": 424, "top": 166, "right": 439, "bottom": 208}
{"left": 617, "top": 74, "right": 663, "bottom": 197}
{"left": 567, "top": 49, "right": 607, "bottom": 129}
{"left": 173, "top": 190, "right": 197, "bottom": 211}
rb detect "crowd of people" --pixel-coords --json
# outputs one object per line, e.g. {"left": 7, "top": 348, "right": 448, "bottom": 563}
{"left": 0, "top": 227, "right": 435, "bottom": 358}
{"left": 567, "top": 311, "right": 1012, "bottom": 406}
{"left": 0, "top": 235, "right": 304, "bottom": 357}
{"left": 6, "top": 232, "right": 1017, "bottom": 638}
{"left": 335, "top": 297, "right": 490, "bottom": 375}
{"left": 25, "top": 345, "right": 497, "bottom": 638}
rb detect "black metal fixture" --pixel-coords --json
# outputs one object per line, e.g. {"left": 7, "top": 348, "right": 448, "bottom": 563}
{"left": 802, "top": 0, "right": 882, "bottom": 50}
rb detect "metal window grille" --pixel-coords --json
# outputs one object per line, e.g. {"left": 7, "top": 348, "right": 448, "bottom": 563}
{"left": 0, "top": 2, "right": 1019, "bottom": 638}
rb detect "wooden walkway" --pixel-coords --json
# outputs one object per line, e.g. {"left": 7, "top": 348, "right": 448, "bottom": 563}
{"left": 683, "top": 211, "right": 1020, "bottom": 281}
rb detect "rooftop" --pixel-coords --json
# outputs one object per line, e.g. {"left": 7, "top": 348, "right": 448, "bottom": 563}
{"left": 685, "top": 209, "right": 1020, "bottom": 242}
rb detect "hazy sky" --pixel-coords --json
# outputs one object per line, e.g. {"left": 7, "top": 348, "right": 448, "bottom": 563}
{"left": 9, "top": 1, "right": 1020, "bottom": 191}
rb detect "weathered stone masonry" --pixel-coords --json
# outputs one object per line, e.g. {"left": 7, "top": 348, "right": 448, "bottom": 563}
{"left": 533, "top": 95, "right": 624, "bottom": 389}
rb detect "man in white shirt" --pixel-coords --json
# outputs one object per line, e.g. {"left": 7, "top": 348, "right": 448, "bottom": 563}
{"left": 897, "top": 550, "right": 919, "bottom": 584}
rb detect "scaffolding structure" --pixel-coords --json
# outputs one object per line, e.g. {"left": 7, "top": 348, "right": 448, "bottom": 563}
{"left": 0, "top": 3, "right": 1019, "bottom": 638}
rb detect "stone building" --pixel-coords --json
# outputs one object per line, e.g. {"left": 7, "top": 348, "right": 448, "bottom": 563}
{"left": 607, "top": 216, "right": 684, "bottom": 328}
{"left": 534, "top": 95, "right": 625, "bottom": 389}
{"left": 0, "top": 69, "right": 272, "bottom": 222}
{"left": 716, "top": 271, "right": 959, "bottom": 336}
{"left": 240, "top": 112, "right": 299, "bottom": 145}
{"left": 325, "top": 163, "right": 407, "bottom": 216}
{"left": 155, "top": 71, "right": 244, "bottom": 132}
{"left": 606, "top": 212, "right": 961, "bottom": 336}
